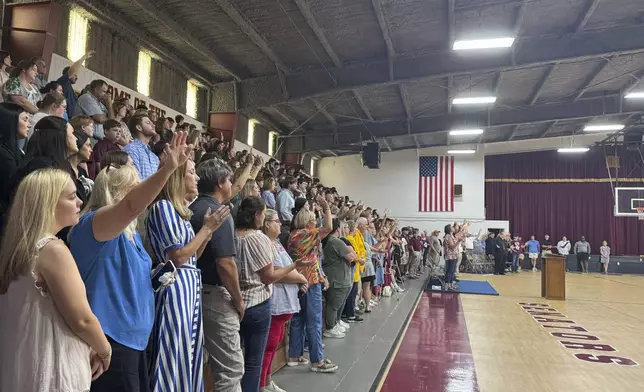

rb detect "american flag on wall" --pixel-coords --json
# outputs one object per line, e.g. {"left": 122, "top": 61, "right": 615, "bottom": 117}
{"left": 418, "top": 156, "right": 454, "bottom": 212}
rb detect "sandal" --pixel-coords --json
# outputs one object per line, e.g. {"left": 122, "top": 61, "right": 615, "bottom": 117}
{"left": 287, "top": 357, "right": 310, "bottom": 367}
{"left": 310, "top": 359, "right": 338, "bottom": 373}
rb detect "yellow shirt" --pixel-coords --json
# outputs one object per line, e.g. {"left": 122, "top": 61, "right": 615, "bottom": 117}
{"left": 347, "top": 231, "right": 366, "bottom": 282}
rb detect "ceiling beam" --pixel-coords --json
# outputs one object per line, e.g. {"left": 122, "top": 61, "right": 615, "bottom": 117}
{"left": 292, "top": 96, "right": 640, "bottom": 151}
{"left": 574, "top": 59, "right": 610, "bottom": 101}
{"left": 75, "top": 0, "right": 214, "bottom": 86}
{"left": 311, "top": 98, "right": 337, "bottom": 126}
{"left": 529, "top": 64, "right": 556, "bottom": 105}
{"left": 383, "top": 138, "right": 392, "bottom": 152}
{"left": 221, "top": 24, "right": 644, "bottom": 111}
{"left": 399, "top": 84, "right": 412, "bottom": 118}
{"left": 513, "top": 0, "right": 529, "bottom": 35}
{"left": 574, "top": 0, "right": 601, "bottom": 32}
{"left": 446, "top": 76, "right": 453, "bottom": 113}
{"left": 539, "top": 121, "right": 558, "bottom": 138}
{"left": 214, "top": 0, "right": 289, "bottom": 73}
{"left": 372, "top": 0, "right": 395, "bottom": 57}
{"left": 507, "top": 125, "right": 520, "bottom": 140}
{"left": 447, "top": 0, "right": 455, "bottom": 46}
{"left": 126, "top": 0, "right": 243, "bottom": 81}
{"left": 254, "top": 109, "right": 290, "bottom": 133}
{"left": 272, "top": 105, "right": 300, "bottom": 126}
{"left": 622, "top": 69, "right": 644, "bottom": 94}
{"left": 413, "top": 135, "right": 420, "bottom": 149}
{"left": 353, "top": 90, "right": 373, "bottom": 121}
{"left": 293, "top": 0, "right": 341, "bottom": 68}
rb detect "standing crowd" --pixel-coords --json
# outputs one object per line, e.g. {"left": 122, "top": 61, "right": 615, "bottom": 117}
{"left": 0, "top": 47, "right": 445, "bottom": 392}
{"left": 484, "top": 232, "right": 611, "bottom": 274}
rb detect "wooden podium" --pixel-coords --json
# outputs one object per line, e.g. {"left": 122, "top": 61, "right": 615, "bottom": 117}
{"left": 541, "top": 254, "right": 566, "bottom": 300}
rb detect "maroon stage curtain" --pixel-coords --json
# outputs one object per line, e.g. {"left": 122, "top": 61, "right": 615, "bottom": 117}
{"left": 485, "top": 149, "right": 644, "bottom": 256}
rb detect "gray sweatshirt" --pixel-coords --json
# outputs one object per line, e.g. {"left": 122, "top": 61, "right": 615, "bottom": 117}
{"left": 574, "top": 241, "right": 591, "bottom": 254}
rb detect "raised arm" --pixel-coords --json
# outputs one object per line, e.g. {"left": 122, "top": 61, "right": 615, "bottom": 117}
{"left": 92, "top": 132, "right": 192, "bottom": 242}
{"left": 68, "top": 50, "right": 95, "bottom": 78}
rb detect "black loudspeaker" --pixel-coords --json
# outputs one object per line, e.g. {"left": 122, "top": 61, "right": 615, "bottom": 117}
{"left": 625, "top": 127, "right": 644, "bottom": 151}
{"left": 362, "top": 142, "right": 380, "bottom": 169}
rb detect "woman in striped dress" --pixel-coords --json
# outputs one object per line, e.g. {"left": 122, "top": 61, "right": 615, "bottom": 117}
{"left": 146, "top": 159, "right": 230, "bottom": 392}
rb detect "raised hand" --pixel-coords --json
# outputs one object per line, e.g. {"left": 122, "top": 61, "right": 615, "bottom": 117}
{"left": 315, "top": 195, "right": 329, "bottom": 210}
{"left": 245, "top": 149, "right": 255, "bottom": 165}
{"left": 203, "top": 205, "right": 231, "bottom": 233}
{"left": 162, "top": 131, "right": 193, "bottom": 170}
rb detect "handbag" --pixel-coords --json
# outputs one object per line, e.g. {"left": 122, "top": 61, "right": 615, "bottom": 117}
{"left": 151, "top": 260, "right": 178, "bottom": 292}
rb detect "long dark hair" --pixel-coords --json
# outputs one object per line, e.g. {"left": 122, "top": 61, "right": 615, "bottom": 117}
{"left": 0, "top": 103, "right": 25, "bottom": 161}
{"left": 26, "top": 116, "right": 74, "bottom": 175}
{"left": 444, "top": 224, "right": 453, "bottom": 235}
{"left": 235, "top": 196, "right": 265, "bottom": 230}
{"left": 73, "top": 130, "right": 89, "bottom": 151}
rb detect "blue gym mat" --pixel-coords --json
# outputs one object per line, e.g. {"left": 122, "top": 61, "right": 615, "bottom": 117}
{"left": 426, "top": 280, "right": 499, "bottom": 296}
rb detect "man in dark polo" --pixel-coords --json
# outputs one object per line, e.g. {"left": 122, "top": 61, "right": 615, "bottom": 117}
{"left": 190, "top": 158, "right": 244, "bottom": 392}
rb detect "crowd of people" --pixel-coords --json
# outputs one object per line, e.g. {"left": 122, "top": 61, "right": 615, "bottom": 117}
{"left": 0, "top": 48, "right": 473, "bottom": 392}
{"left": 483, "top": 233, "right": 611, "bottom": 274}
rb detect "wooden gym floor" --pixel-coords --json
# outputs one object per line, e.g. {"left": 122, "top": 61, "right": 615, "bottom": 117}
{"left": 379, "top": 272, "right": 644, "bottom": 392}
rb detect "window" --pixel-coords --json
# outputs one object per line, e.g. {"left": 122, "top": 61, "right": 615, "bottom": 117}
{"left": 67, "top": 9, "right": 88, "bottom": 63}
{"left": 137, "top": 51, "right": 151, "bottom": 96}
{"left": 248, "top": 119, "right": 258, "bottom": 147}
{"left": 186, "top": 81, "right": 198, "bottom": 118}
{"left": 268, "top": 131, "right": 278, "bottom": 156}
{"left": 310, "top": 158, "right": 317, "bottom": 176}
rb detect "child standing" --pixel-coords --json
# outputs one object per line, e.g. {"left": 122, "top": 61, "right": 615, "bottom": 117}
{"left": 600, "top": 241, "right": 611, "bottom": 274}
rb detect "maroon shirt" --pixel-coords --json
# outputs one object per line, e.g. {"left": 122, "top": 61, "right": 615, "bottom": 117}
{"left": 89, "top": 139, "right": 120, "bottom": 179}
{"left": 409, "top": 236, "right": 423, "bottom": 252}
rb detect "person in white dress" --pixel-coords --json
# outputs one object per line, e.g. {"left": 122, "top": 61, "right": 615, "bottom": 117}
{"left": 0, "top": 168, "right": 112, "bottom": 392}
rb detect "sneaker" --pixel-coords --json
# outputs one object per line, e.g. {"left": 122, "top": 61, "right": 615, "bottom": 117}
{"left": 323, "top": 326, "right": 345, "bottom": 339}
{"left": 310, "top": 359, "right": 338, "bottom": 373}
{"left": 533, "top": 267, "right": 537, "bottom": 272}
{"left": 339, "top": 320, "right": 350, "bottom": 329}
{"left": 335, "top": 323, "right": 347, "bottom": 333}
{"left": 265, "top": 380, "right": 287, "bottom": 392}
{"left": 347, "top": 316, "right": 364, "bottom": 323}
{"left": 286, "top": 357, "right": 310, "bottom": 367}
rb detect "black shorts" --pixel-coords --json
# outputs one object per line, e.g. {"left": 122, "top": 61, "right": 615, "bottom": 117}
{"left": 577, "top": 252, "right": 590, "bottom": 261}
{"left": 361, "top": 275, "right": 376, "bottom": 283}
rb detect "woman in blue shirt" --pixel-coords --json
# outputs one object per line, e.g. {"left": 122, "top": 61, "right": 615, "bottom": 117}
{"left": 70, "top": 132, "right": 192, "bottom": 392}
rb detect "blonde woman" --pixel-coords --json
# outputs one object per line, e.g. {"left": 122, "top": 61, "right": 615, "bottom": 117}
{"left": 69, "top": 132, "right": 192, "bottom": 392}
{"left": 287, "top": 196, "right": 338, "bottom": 373}
{"left": 0, "top": 169, "right": 111, "bottom": 392}
{"left": 146, "top": 159, "right": 230, "bottom": 392}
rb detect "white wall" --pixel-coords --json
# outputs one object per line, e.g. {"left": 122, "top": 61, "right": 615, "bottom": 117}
{"left": 319, "top": 146, "right": 508, "bottom": 233}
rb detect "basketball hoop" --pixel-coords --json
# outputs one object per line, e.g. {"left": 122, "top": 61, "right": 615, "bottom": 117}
{"left": 637, "top": 207, "right": 644, "bottom": 221}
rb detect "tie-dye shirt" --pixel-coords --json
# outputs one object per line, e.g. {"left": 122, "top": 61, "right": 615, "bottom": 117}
{"left": 288, "top": 227, "right": 332, "bottom": 285}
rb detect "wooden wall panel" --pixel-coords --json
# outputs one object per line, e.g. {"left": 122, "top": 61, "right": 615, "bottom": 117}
{"left": 150, "top": 58, "right": 187, "bottom": 115}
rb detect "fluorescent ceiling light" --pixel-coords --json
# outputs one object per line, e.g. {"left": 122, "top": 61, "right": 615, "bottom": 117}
{"left": 558, "top": 147, "right": 589, "bottom": 153}
{"left": 624, "top": 92, "right": 644, "bottom": 99}
{"left": 448, "top": 149, "right": 476, "bottom": 154}
{"left": 450, "top": 129, "right": 484, "bottom": 136}
{"left": 583, "top": 124, "right": 625, "bottom": 132}
{"left": 452, "top": 96, "right": 497, "bottom": 105}
{"left": 453, "top": 37, "right": 515, "bottom": 51}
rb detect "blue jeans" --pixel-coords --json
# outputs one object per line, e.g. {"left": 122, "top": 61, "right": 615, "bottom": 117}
{"left": 289, "top": 282, "right": 323, "bottom": 363}
{"left": 240, "top": 299, "right": 272, "bottom": 392}
{"left": 445, "top": 259, "right": 457, "bottom": 284}
{"left": 511, "top": 253, "right": 520, "bottom": 271}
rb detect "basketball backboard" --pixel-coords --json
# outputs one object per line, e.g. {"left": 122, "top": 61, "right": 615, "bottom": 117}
{"left": 615, "top": 187, "right": 644, "bottom": 217}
